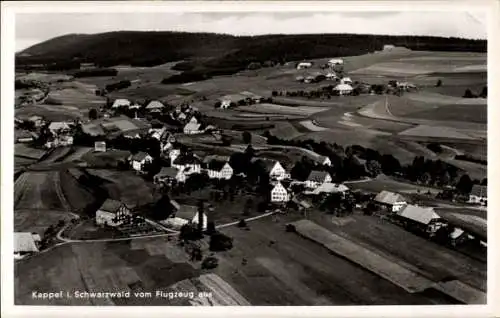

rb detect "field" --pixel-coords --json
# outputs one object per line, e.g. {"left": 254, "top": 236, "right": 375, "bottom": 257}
{"left": 236, "top": 103, "right": 328, "bottom": 116}
{"left": 14, "top": 144, "right": 47, "bottom": 160}
{"left": 347, "top": 175, "right": 441, "bottom": 194}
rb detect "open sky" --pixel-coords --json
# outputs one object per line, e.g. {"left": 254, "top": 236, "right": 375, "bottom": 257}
{"left": 15, "top": 11, "right": 487, "bottom": 52}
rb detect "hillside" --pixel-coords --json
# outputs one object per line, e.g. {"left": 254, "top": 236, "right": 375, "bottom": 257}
{"left": 17, "top": 31, "right": 486, "bottom": 77}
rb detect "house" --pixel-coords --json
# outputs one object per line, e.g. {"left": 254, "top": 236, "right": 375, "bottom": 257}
{"left": 183, "top": 121, "right": 202, "bottom": 135}
{"left": 188, "top": 116, "right": 198, "bottom": 125}
{"left": 326, "top": 72, "right": 338, "bottom": 81}
{"left": 48, "top": 121, "right": 71, "bottom": 135}
{"left": 383, "top": 44, "right": 395, "bottom": 51}
{"left": 129, "top": 103, "right": 142, "bottom": 110}
{"left": 340, "top": 77, "right": 353, "bottom": 85}
{"left": 296, "top": 76, "right": 305, "bottom": 82}
{"left": 468, "top": 185, "right": 487, "bottom": 205}
{"left": 309, "top": 183, "right": 349, "bottom": 196}
{"left": 271, "top": 182, "right": 290, "bottom": 202}
{"left": 129, "top": 152, "right": 153, "bottom": 172}
{"left": 373, "top": 190, "right": 407, "bottom": 212}
{"left": 450, "top": 227, "right": 468, "bottom": 247}
{"left": 112, "top": 99, "right": 131, "bottom": 109}
{"left": 240, "top": 91, "right": 265, "bottom": 103}
{"left": 149, "top": 126, "right": 168, "bottom": 141}
{"left": 154, "top": 167, "right": 186, "bottom": 184}
{"left": 316, "top": 155, "right": 331, "bottom": 166}
{"left": 94, "top": 141, "right": 106, "bottom": 152}
{"left": 304, "top": 76, "right": 315, "bottom": 84}
{"left": 168, "top": 149, "right": 181, "bottom": 163}
{"left": 258, "top": 160, "right": 288, "bottom": 181}
{"left": 172, "top": 154, "right": 202, "bottom": 175}
{"left": 14, "top": 232, "right": 41, "bottom": 258}
{"left": 396, "top": 204, "right": 445, "bottom": 235}
{"left": 167, "top": 204, "right": 208, "bottom": 230}
{"left": 328, "top": 58, "right": 344, "bottom": 66}
{"left": 305, "top": 170, "right": 332, "bottom": 189}
{"left": 145, "top": 100, "right": 165, "bottom": 112}
{"left": 297, "top": 62, "right": 312, "bottom": 70}
{"left": 334, "top": 83, "right": 353, "bottom": 96}
{"left": 45, "top": 135, "right": 74, "bottom": 148}
{"left": 218, "top": 94, "right": 248, "bottom": 108}
{"left": 206, "top": 161, "right": 233, "bottom": 180}
{"left": 95, "top": 199, "right": 132, "bottom": 227}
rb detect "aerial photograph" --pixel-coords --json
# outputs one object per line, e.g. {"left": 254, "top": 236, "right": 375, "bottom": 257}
{"left": 12, "top": 8, "right": 487, "bottom": 306}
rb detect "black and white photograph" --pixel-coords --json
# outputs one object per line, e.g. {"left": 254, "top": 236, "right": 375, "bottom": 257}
{"left": 2, "top": 1, "right": 498, "bottom": 316}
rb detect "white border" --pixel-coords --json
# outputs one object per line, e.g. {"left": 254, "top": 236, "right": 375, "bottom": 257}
{"left": 2, "top": 1, "right": 499, "bottom": 317}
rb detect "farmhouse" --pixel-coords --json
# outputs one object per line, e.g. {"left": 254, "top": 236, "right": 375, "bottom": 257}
{"left": 305, "top": 170, "right": 332, "bottom": 189}
{"left": 334, "top": 83, "right": 354, "bottom": 96}
{"left": 172, "top": 154, "right": 202, "bottom": 175}
{"left": 95, "top": 199, "right": 132, "bottom": 227}
{"left": 205, "top": 160, "right": 233, "bottom": 180}
{"left": 328, "top": 58, "right": 344, "bottom": 66}
{"left": 154, "top": 167, "right": 186, "bottom": 184}
{"left": 218, "top": 94, "right": 248, "bottom": 108}
{"left": 257, "top": 159, "right": 289, "bottom": 181}
{"left": 373, "top": 190, "right": 407, "bottom": 212}
{"left": 468, "top": 184, "right": 487, "bottom": 205}
{"left": 450, "top": 227, "right": 468, "bottom": 247}
{"left": 183, "top": 121, "right": 202, "bottom": 135}
{"left": 149, "top": 126, "right": 168, "bottom": 141}
{"left": 14, "top": 232, "right": 41, "bottom": 258}
{"left": 326, "top": 72, "right": 338, "bottom": 81}
{"left": 316, "top": 155, "right": 332, "bottom": 166}
{"left": 168, "top": 204, "right": 208, "bottom": 230}
{"left": 396, "top": 205, "right": 445, "bottom": 235}
{"left": 129, "top": 152, "right": 153, "bottom": 172}
{"left": 297, "top": 62, "right": 312, "bottom": 70}
{"left": 112, "top": 99, "right": 131, "bottom": 109}
{"left": 271, "top": 182, "right": 290, "bottom": 203}
{"left": 94, "top": 141, "right": 106, "bottom": 152}
{"left": 383, "top": 44, "right": 396, "bottom": 51}
{"left": 145, "top": 100, "right": 165, "bottom": 112}
{"left": 240, "top": 91, "right": 265, "bottom": 103}
{"left": 48, "top": 121, "right": 72, "bottom": 135}
{"left": 340, "top": 77, "right": 353, "bottom": 85}
{"left": 310, "top": 183, "right": 349, "bottom": 196}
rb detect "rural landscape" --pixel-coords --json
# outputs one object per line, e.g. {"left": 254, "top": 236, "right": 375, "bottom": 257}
{"left": 12, "top": 14, "right": 488, "bottom": 306}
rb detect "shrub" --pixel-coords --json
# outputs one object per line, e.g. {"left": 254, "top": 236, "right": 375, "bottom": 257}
{"left": 285, "top": 224, "right": 296, "bottom": 232}
{"left": 202, "top": 256, "right": 219, "bottom": 269}
{"left": 209, "top": 232, "right": 233, "bottom": 251}
{"left": 436, "top": 79, "right": 442, "bottom": 87}
{"left": 237, "top": 219, "right": 247, "bottom": 228}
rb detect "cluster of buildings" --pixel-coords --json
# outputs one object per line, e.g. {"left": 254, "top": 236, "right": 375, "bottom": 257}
{"left": 215, "top": 91, "right": 265, "bottom": 109}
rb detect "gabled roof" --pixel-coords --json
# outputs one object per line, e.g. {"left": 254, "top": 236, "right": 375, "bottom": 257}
{"left": 175, "top": 205, "right": 199, "bottom": 220}
{"left": 155, "top": 167, "right": 180, "bottom": 178}
{"left": 272, "top": 182, "right": 287, "bottom": 192}
{"left": 397, "top": 205, "right": 441, "bottom": 225}
{"left": 130, "top": 151, "right": 151, "bottom": 161}
{"left": 374, "top": 190, "right": 406, "bottom": 205}
{"left": 98, "top": 199, "right": 125, "bottom": 213}
{"left": 311, "top": 183, "right": 349, "bottom": 194}
{"left": 112, "top": 99, "right": 131, "bottom": 108}
{"left": 14, "top": 232, "right": 41, "bottom": 253}
{"left": 146, "top": 100, "right": 165, "bottom": 109}
{"left": 183, "top": 122, "right": 201, "bottom": 132}
{"left": 450, "top": 228, "right": 465, "bottom": 239}
{"left": 317, "top": 155, "right": 330, "bottom": 163}
{"left": 48, "top": 122, "right": 71, "bottom": 132}
{"left": 470, "top": 184, "right": 487, "bottom": 198}
{"left": 307, "top": 170, "right": 331, "bottom": 183}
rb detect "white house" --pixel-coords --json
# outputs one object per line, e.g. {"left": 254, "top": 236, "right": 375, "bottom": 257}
{"left": 172, "top": 155, "right": 202, "bottom": 175}
{"left": 94, "top": 141, "right": 106, "bottom": 152}
{"left": 468, "top": 184, "right": 487, "bottom": 205}
{"left": 383, "top": 44, "right": 395, "bottom": 51}
{"left": 328, "top": 58, "right": 344, "bottom": 66}
{"left": 340, "top": 77, "right": 353, "bottom": 85}
{"left": 266, "top": 160, "right": 288, "bottom": 181}
{"left": 183, "top": 121, "right": 202, "bottom": 135}
{"left": 206, "top": 161, "right": 233, "bottom": 180}
{"left": 129, "top": 152, "right": 153, "bottom": 172}
{"left": 218, "top": 94, "right": 247, "bottom": 108}
{"left": 166, "top": 205, "right": 208, "bottom": 230}
{"left": 168, "top": 149, "right": 181, "bottom": 163}
{"left": 305, "top": 170, "right": 332, "bottom": 189}
{"left": 297, "top": 62, "right": 312, "bottom": 70}
{"left": 112, "top": 99, "right": 131, "bottom": 109}
{"left": 48, "top": 121, "right": 72, "bottom": 135}
{"left": 14, "top": 232, "right": 41, "bottom": 259}
{"left": 271, "top": 182, "right": 290, "bottom": 203}
{"left": 326, "top": 72, "right": 338, "bottom": 81}
{"left": 154, "top": 167, "right": 186, "bottom": 184}
{"left": 45, "top": 135, "right": 74, "bottom": 149}
{"left": 95, "top": 199, "right": 131, "bottom": 227}
{"left": 316, "top": 155, "right": 331, "bottom": 166}
{"left": 145, "top": 100, "right": 165, "bottom": 112}
{"left": 373, "top": 190, "right": 407, "bottom": 213}
{"left": 334, "top": 83, "right": 354, "bottom": 96}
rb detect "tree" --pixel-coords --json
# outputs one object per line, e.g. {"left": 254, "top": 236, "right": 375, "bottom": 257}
{"left": 242, "top": 131, "right": 252, "bottom": 144}
{"left": 221, "top": 135, "right": 233, "bottom": 146}
{"left": 243, "top": 198, "right": 252, "bottom": 216}
{"left": 206, "top": 221, "right": 216, "bottom": 235}
{"left": 272, "top": 91, "right": 278, "bottom": 97}
{"left": 179, "top": 223, "right": 201, "bottom": 241}
{"left": 87, "top": 108, "right": 97, "bottom": 120}
{"left": 209, "top": 233, "right": 233, "bottom": 251}
{"left": 463, "top": 88, "right": 475, "bottom": 98}
{"left": 197, "top": 200, "right": 205, "bottom": 235}
{"left": 366, "top": 160, "right": 382, "bottom": 177}
{"left": 456, "top": 174, "right": 473, "bottom": 194}
{"left": 436, "top": 79, "right": 442, "bottom": 87}
{"left": 202, "top": 256, "right": 219, "bottom": 269}
{"left": 479, "top": 86, "right": 487, "bottom": 98}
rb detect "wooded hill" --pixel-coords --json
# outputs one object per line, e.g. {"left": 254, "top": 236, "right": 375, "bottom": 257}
{"left": 17, "top": 31, "right": 486, "bottom": 80}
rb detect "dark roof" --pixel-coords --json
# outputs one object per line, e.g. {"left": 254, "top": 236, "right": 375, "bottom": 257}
{"left": 174, "top": 154, "right": 200, "bottom": 165}
{"left": 175, "top": 205, "right": 199, "bottom": 220}
{"left": 207, "top": 160, "right": 228, "bottom": 171}
{"left": 130, "top": 151, "right": 150, "bottom": 161}
{"left": 470, "top": 185, "right": 487, "bottom": 198}
{"left": 99, "top": 199, "right": 125, "bottom": 213}
{"left": 155, "top": 167, "right": 179, "bottom": 178}
{"left": 307, "top": 170, "right": 330, "bottom": 183}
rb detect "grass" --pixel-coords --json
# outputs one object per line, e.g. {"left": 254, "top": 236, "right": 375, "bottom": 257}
{"left": 15, "top": 144, "right": 47, "bottom": 160}
{"left": 347, "top": 175, "right": 441, "bottom": 194}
